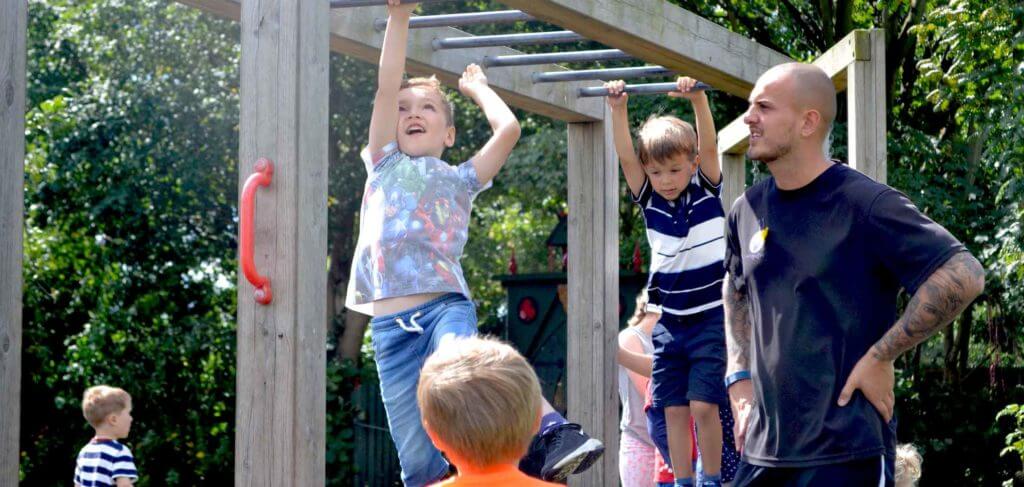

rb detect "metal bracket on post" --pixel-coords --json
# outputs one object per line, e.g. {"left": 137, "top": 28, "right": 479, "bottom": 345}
{"left": 240, "top": 158, "right": 274, "bottom": 305}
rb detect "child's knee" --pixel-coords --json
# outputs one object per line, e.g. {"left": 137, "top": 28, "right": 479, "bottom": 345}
{"left": 690, "top": 400, "right": 720, "bottom": 424}
{"left": 664, "top": 405, "right": 691, "bottom": 424}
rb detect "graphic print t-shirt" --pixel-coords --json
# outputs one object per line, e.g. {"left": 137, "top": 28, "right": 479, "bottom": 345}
{"left": 346, "top": 142, "right": 489, "bottom": 315}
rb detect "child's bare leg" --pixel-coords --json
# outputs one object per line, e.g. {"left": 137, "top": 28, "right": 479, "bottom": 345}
{"left": 541, "top": 399, "right": 558, "bottom": 416}
{"left": 691, "top": 400, "right": 722, "bottom": 476}
{"left": 665, "top": 405, "right": 694, "bottom": 479}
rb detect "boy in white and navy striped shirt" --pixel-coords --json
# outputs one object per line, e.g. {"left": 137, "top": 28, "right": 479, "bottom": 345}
{"left": 605, "top": 77, "right": 730, "bottom": 487}
{"left": 74, "top": 385, "right": 138, "bottom": 487}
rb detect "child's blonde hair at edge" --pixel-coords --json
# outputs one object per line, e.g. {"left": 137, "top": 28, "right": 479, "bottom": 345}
{"left": 417, "top": 336, "right": 542, "bottom": 469}
{"left": 400, "top": 75, "right": 455, "bottom": 127}
{"left": 894, "top": 443, "right": 922, "bottom": 487}
{"left": 627, "top": 289, "right": 652, "bottom": 328}
{"left": 636, "top": 115, "right": 698, "bottom": 167}
{"left": 82, "top": 385, "right": 131, "bottom": 428}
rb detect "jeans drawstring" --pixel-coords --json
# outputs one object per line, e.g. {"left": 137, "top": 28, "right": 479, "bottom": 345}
{"left": 395, "top": 311, "right": 424, "bottom": 334}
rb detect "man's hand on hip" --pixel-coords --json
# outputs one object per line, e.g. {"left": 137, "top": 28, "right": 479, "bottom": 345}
{"left": 838, "top": 352, "right": 895, "bottom": 421}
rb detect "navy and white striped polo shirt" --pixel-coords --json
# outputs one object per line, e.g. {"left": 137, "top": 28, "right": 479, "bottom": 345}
{"left": 633, "top": 168, "right": 726, "bottom": 317}
{"left": 74, "top": 438, "right": 138, "bottom": 487}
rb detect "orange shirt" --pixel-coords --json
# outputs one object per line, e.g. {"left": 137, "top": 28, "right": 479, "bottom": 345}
{"left": 432, "top": 464, "right": 562, "bottom": 487}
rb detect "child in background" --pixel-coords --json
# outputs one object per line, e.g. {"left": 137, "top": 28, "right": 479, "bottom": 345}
{"left": 418, "top": 336, "right": 561, "bottom": 487}
{"left": 606, "top": 76, "right": 727, "bottom": 487}
{"left": 894, "top": 444, "right": 922, "bottom": 487}
{"left": 74, "top": 385, "right": 138, "bottom": 487}
{"left": 617, "top": 291, "right": 659, "bottom": 486}
{"left": 620, "top": 321, "right": 740, "bottom": 485}
{"left": 347, "top": 1, "right": 601, "bottom": 484}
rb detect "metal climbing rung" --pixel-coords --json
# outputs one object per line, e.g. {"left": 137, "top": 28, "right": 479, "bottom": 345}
{"left": 533, "top": 66, "right": 674, "bottom": 83}
{"left": 373, "top": 10, "right": 535, "bottom": 31}
{"left": 331, "top": 0, "right": 447, "bottom": 7}
{"left": 578, "top": 81, "right": 712, "bottom": 97}
{"left": 433, "top": 31, "right": 585, "bottom": 50}
{"left": 484, "top": 49, "right": 632, "bottom": 68}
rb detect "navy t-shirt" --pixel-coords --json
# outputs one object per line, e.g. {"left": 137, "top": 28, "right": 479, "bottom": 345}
{"left": 724, "top": 163, "right": 965, "bottom": 468}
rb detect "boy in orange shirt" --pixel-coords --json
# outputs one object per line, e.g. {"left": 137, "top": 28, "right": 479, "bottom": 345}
{"left": 418, "top": 336, "right": 562, "bottom": 486}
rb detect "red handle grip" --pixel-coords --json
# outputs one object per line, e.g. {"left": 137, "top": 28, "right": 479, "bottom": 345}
{"left": 241, "top": 158, "right": 274, "bottom": 305}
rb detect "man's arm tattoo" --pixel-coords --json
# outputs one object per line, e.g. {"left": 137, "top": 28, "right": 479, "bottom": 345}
{"left": 872, "top": 252, "right": 986, "bottom": 361}
{"left": 723, "top": 272, "right": 752, "bottom": 374}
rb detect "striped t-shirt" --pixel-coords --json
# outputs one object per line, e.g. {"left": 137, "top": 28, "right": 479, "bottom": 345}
{"left": 74, "top": 438, "right": 138, "bottom": 486}
{"left": 633, "top": 168, "right": 725, "bottom": 317}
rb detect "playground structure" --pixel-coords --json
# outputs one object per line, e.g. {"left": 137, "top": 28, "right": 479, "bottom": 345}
{"left": 0, "top": 0, "right": 885, "bottom": 485}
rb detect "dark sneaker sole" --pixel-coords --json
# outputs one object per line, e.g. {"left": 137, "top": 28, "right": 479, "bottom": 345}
{"left": 545, "top": 438, "right": 604, "bottom": 482}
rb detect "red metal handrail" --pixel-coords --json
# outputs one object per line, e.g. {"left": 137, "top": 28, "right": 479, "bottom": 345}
{"left": 240, "top": 158, "right": 274, "bottom": 305}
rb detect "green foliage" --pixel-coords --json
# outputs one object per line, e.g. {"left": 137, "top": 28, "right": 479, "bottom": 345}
{"left": 326, "top": 358, "right": 377, "bottom": 485}
{"left": 913, "top": 2, "right": 1024, "bottom": 332}
{"left": 21, "top": 0, "right": 240, "bottom": 484}
{"left": 997, "top": 402, "right": 1024, "bottom": 484}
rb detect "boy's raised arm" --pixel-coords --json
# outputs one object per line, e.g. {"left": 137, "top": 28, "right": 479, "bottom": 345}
{"left": 670, "top": 76, "right": 721, "bottom": 185}
{"left": 459, "top": 64, "right": 520, "bottom": 185}
{"left": 368, "top": 1, "right": 417, "bottom": 157}
{"left": 604, "top": 81, "right": 646, "bottom": 198}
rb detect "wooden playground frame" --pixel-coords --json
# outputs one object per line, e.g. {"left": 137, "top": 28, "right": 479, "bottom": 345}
{"left": 0, "top": 0, "right": 884, "bottom": 484}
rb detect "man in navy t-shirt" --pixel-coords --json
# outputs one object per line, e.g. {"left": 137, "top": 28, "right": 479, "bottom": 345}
{"left": 722, "top": 63, "right": 985, "bottom": 486}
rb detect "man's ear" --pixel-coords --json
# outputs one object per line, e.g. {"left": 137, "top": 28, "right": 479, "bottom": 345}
{"left": 800, "top": 109, "right": 822, "bottom": 138}
{"left": 444, "top": 126, "right": 456, "bottom": 148}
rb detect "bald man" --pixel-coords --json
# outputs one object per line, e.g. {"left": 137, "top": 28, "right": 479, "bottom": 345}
{"left": 720, "top": 63, "right": 985, "bottom": 486}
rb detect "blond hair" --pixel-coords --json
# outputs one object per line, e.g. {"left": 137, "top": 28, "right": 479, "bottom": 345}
{"left": 82, "top": 385, "right": 131, "bottom": 428}
{"left": 627, "top": 290, "right": 651, "bottom": 328}
{"left": 400, "top": 75, "right": 455, "bottom": 127}
{"left": 636, "top": 115, "right": 697, "bottom": 166}
{"left": 417, "top": 336, "right": 542, "bottom": 469}
{"left": 895, "top": 443, "right": 922, "bottom": 487}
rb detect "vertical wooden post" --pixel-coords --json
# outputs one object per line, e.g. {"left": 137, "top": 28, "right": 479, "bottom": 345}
{"left": 0, "top": 0, "right": 26, "bottom": 483}
{"left": 847, "top": 29, "right": 887, "bottom": 183}
{"left": 238, "top": 0, "right": 328, "bottom": 485}
{"left": 566, "top": 106, "right": 619, "bottom": 486}
{"left": 720, "top": 152, "right": 746, "bottom": 213}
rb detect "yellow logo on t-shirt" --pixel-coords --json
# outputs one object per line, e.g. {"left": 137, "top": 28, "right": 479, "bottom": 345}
{"left": 749, "top": 227, "right": 768, "bottom": 254}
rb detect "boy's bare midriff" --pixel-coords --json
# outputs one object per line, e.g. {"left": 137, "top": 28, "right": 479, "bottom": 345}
{"left": 372, "top": 292, "right": 447, "bottom": 317}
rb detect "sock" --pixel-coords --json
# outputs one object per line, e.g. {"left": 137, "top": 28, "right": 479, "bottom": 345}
{"left": 674, "top": 478, "right": 695, "bottom": 487}
{"left": 699, "top": 473, "right": 721, "bottom": 486}
{"left": 539, "top": 411, "right": 568, "bottom": 436}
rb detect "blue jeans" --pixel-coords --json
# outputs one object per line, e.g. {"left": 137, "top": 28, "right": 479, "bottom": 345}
{"left": 371, "top": 293, "right": 478, "bottom": 487}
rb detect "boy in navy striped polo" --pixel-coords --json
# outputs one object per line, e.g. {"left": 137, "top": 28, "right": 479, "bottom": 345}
{"left": 74, "top": 385, "right": 138, "bottom": 487}
{"left": 605, "top": 77, "right": 727, "bottom": 487}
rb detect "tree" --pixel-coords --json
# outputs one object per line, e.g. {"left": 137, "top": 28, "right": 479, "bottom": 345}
{"left": 22, "top": 1, "right": 239, "bottom": 484}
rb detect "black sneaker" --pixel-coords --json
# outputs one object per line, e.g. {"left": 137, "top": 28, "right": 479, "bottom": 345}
{"left": 519, "top": 423, "right": 604, "bottom": 482}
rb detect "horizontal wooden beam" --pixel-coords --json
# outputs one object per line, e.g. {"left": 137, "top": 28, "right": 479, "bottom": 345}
{"left": 717, "top": 29, "right": 872, "bottom": 155}
{"left": 176, "top": 0, "right": 604, "bottom": 122}
{"left": 499, "top": 0, "right": 795, "bottom": 97}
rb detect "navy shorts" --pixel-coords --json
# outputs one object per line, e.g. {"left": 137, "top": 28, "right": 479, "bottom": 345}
{"left": 732, "top": 455, "right": 893, "bottom": 487}
{"left": 650, "top": 307, "right": 727, "bottom": 408}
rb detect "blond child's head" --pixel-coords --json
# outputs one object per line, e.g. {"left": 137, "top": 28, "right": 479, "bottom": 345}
{"left": 627, "top": 288, "right": 661, "bottom": 328}
{"left": 894, "top": 443, "right": 922, "bottom": 487}
{"left": 417, "top": 336, "right": 542, "bottom": 470}
{"left": 397, "top": 76, "right": 456, "bottom": 158}
{"left": 636, "top": 116, "right": 699, "bottom": 201}
{"left": 82, "top": 385, "right": 133, "bottom": 439}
